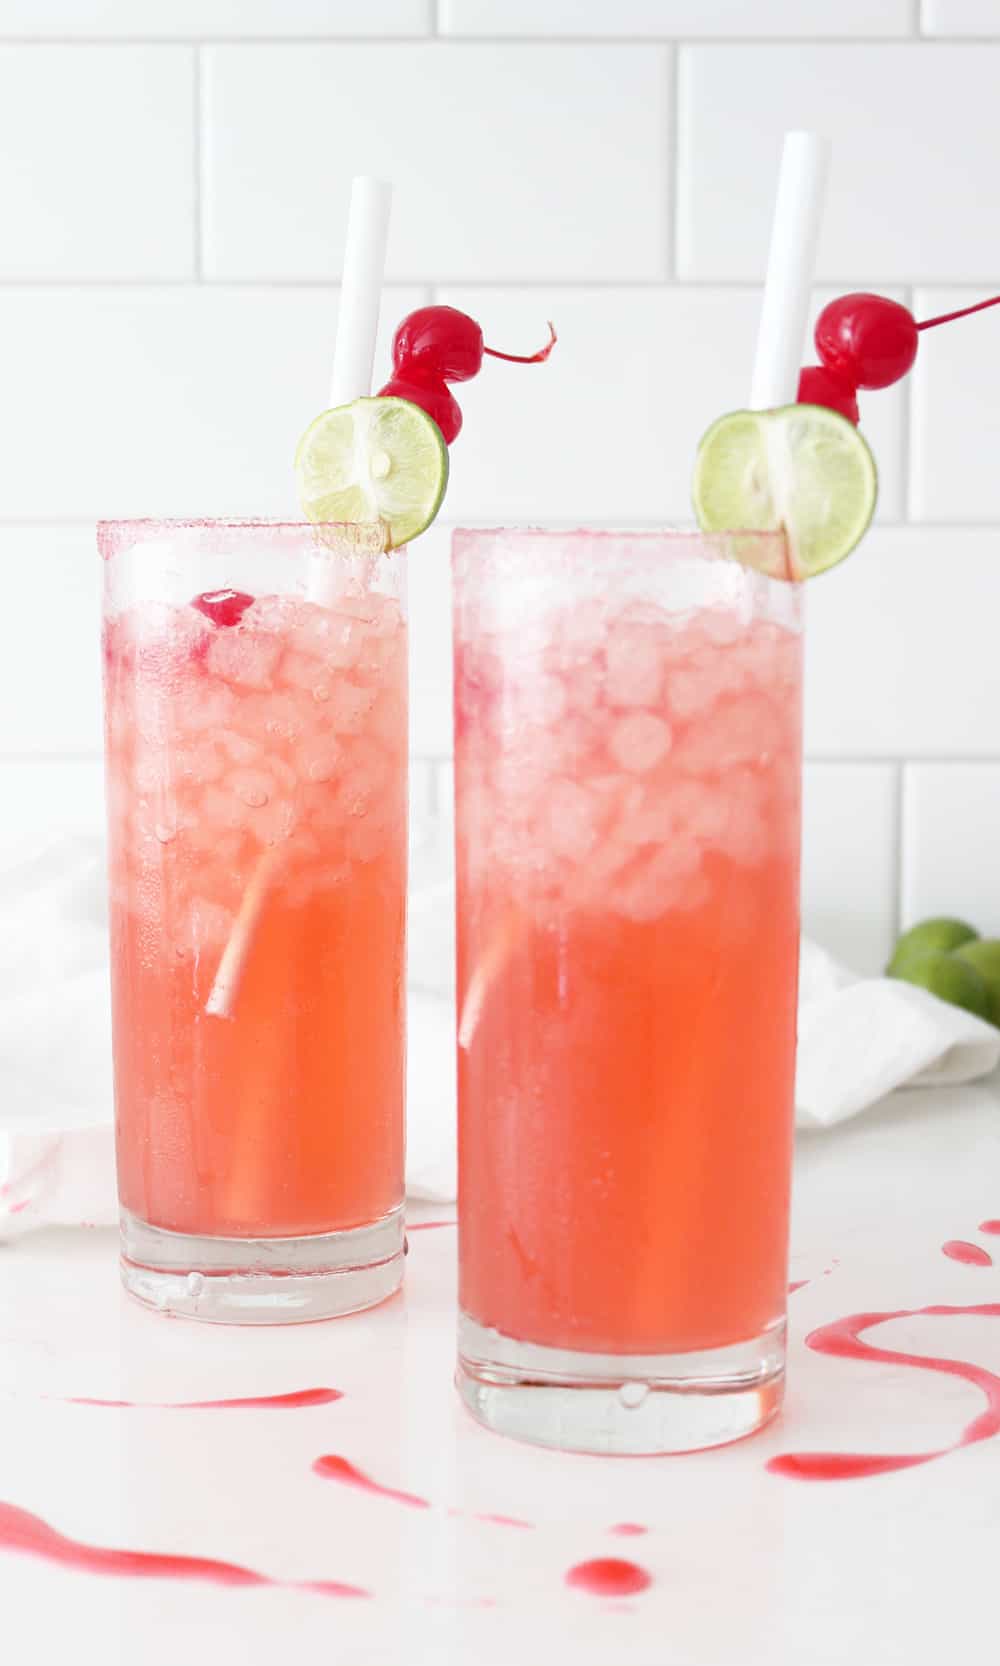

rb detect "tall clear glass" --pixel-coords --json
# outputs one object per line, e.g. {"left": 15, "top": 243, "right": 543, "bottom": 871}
{"left": 452, "top": 529, "right": 802, "bottom": 1452}
{"left": 101, "top": 520, "right": 407, "bottom": 1323}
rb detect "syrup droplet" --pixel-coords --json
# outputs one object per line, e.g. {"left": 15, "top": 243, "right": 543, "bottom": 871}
{"left": 312, "top": 1454, "right": 430, "bottom": 1510}
{"left": 566, "top": 1557, "right": 652, "bottom": 1597}
{"left": 942, "top": 1240, "right": 993, "bottom": 1267}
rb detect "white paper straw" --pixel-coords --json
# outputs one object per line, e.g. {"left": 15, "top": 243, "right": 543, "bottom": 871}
{"left": 207, "top": 178, "right": 393, "bottom": 1020}
{"left": 329, "top": 175, "right": 393, "bottom": 409}
{"left": 750, "top": 131, "right": 830, "bottom": 410}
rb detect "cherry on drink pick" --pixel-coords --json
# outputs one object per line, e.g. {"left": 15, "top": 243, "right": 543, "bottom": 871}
{"left": 798, "top": 290, "right": 1000, "bottom": 423}
{"left": 378, "top": 306, "right": 556, "bottom": 444}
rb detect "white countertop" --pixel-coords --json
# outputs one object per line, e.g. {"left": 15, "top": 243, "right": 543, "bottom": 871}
{"left": 2, "top": 1079, "right": 999, "bottom": 1666}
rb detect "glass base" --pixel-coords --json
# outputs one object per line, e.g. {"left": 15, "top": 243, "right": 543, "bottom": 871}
{"left": 456, "top": 1311, "right": 785, "bottom": 1454}
{"left": 120, "top": 1205, "right": 405, "bottom": 1325}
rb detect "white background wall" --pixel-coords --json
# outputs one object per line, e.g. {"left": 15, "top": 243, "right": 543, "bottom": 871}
{"left": 3, "top": 0, "right": 1000, "bottom": 974}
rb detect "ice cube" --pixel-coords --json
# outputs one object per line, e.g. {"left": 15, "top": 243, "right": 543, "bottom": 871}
{"left": 295, "top": 736, "right": 342, "bottom": 784}
{"left": 278, "top": 650, "right": 331, "bottom": 694}
{"left": 218, "top": 728, "right": 260, "bottom": 766}
{"left": 177, "top": 739, "right": 225, "bottom": 784}
{"left": 205, "top": 627, "right": 282, "bottom": 690}
{"left": 186, "top": 896, "right": 234, "bottom": 953}
{"left": 326, "top": 679, "right": 378, "bottom": 735}
{"left": 201, "top": 785, "right": 250, "bottom": 834}
{"left": 609, "top": 712, "right": 672, "bottom": 774}
{"left": 242, "top": 594, "right": 304, "bottom": 635}
{"left": 249, "top": 796, "right": 296, "bottom": 847}
{"left": 605, "top": 623, "right": 663, "bottom": 709}
{"left": 613, "top": 838, "right": 703, "bottom": 923}
{"left": 228, "top": 768, "right": 274, "bottom": 808}
{"left": 544, "top": 779, "right": 603, "bottom": 862}
{"left": 672, "top": 696, "right": 779, "bottom": 776}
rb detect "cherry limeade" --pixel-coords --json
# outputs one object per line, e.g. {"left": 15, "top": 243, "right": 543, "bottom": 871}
{"left": 454, "top": 531, "right": 802, "bottom": 1359}
{"left": 102, "top": 523, "right": 406, "bottom": 1251}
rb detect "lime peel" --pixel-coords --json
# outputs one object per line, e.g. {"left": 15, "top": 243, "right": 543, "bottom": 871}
{"left": 295, "top": 395, "right": 449, "bottom": 549}
{"left": 692, "top": 403, "right": 877, "bottom": 581}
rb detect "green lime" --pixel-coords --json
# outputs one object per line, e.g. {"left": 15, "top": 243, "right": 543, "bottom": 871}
{"left": 691, "top": 403, "right": 877, "bottom": 580}
{"left": 890, "top": 948, "right": 992, "bottom": 1022}
{"left": 295, "top": 396, "right": 448, "bottom": 548}
{"left": 887, "top": 916, "right": 978, "bottom": 976}
{"left": 953, "top": 939, "right": 1000, "bottom": 1025}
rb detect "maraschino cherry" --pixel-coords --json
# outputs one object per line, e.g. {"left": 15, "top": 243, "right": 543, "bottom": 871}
{"left": 378, "top": 306, "right": 556, "bottom": 444}
{"left": 799, "top": 291, "right": 1000, "bottom": 424}
{"left": 191, "top": 588, "right": 254, "bottom": 627}
{"left": 797, "top": 365, "right": 859, "bottom": 425}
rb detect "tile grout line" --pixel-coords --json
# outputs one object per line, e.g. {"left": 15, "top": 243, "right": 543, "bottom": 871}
{"left": 665, "top": 42, "right": 680, "bottom": 280}
{"left": 192, "top": 46, "right": 203, "bottom": 281}
{"left": 0, "top": 35, "right": 991, "bottom": 46}
{"left": 893, "top": 763, "right": 907, "bottom": 938}
{"left": 0, "top": 278, "right": 994, "bottom": 292}
{"left": 900, "top": 281, "right": 914, "bottom": 521}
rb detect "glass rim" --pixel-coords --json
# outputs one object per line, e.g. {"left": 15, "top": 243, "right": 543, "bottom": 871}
{"left": 452, "top": 526, "right": 787, "bottom": 549}
{"left": 97, "top": 518, "right": 392, "bottom": 562}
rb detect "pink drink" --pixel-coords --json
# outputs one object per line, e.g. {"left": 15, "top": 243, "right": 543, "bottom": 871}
{"left": 453, "top": 529, "right": 802, "bottom": 1452}
{"left": 101, "top": 521, "right": 406, "bottom": 1323}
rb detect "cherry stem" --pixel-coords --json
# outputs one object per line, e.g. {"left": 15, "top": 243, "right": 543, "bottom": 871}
{"left": 915, "top": 294, "right": 1000, "bottom": 331}
{"left": 483, "top": 322, "right": 557, "bottom": 364}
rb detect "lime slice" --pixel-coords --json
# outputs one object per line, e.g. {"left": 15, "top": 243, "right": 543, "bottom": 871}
{"left": 295, "top": 396, "right": 448, "bottom": 548}
{"left": 692, "top": 403, "right": 877, "bottom": 580}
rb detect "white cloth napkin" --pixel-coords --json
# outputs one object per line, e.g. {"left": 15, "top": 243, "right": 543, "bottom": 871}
{"left": 2, "top": 836, "right": 997, "bottom": 1235}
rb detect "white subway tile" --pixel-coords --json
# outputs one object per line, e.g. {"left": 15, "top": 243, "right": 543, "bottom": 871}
{"left": 436, "top": 286, "right": 903, "bottom": 523}
{"left": 408, "top": 521, "right": 453, "bottom": 759}
{"left": 902, "top": 764, "right": 1000, "bottom": 935}
{"left": 921, "top": 1, "right": 1000, "bottom": 34}
{"left": 203, "top": 44, "right": 668, "bottom": 281}
{"left": 0, "top": 529, "right": 102, "bottom": 754}
{"left": 0, "top": 759, "right": 106, "bottom": 853}
{"left": 679, "top": 45, "right": 1000, "bottom": 281}
{"left": 0, "top": 46, "right": 193, "bottom": 279}
{"left": 804, "top": 527, "right": 1000, "bottom": 758}
{"left": 0, "top": 286, "right": 425, "bottom": 519}
{"left": 802, "top": 764, "right": 898, "bottom": 975}
{"left": 0, "top": 1, "right": 432, "bottom": 34}
{"left": 442, "top": 0, "right": 912, "bottom": 36}
{"left": 909, "top": 288, "right": 1000, "bottom": 522}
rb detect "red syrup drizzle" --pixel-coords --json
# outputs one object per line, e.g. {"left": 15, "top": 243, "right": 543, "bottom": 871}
{"left": 313, "top": 1454, "right": 430, "bottom": 1510}
{"left": 942, "top": 1241, "right": 994, "bottom": 1268}
{"left": 610, "top": 1523, "right": 648, "bottom": 1537}
{"left": 407, "top": 1220, "right": 457, "bottom": 1232}
{"left": 566, "top": 1558, "right": 652, "bottom": 1597}
{"left": 67, "top": 1388, "right": 342, "bottom": 1410}
{"left": 980, "top": 1221, "right": 1000, "bottom": 1235}
{"left": 767, "top": 1302, "right": 1000, "bottom": 1482}
{"left": 317, "top": 1457, "right": 535, "bottom": 1529}
{"left": 787, "top": 1280, "right": 809, "bottom": 1295}
{"left": 0, "top": 1501, "right": 368, "bottom": 1598}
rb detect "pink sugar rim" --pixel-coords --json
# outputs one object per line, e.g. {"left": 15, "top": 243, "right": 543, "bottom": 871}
{"left": 97, "top": 519, "right": 385, "bottom": 562}
{"left": 452, "top": 526, "right": 786, "bottom": 544}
